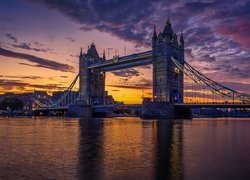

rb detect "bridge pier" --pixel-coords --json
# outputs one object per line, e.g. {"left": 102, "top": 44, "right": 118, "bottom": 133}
{"left": 174, "top": 106, "right": 192, "bottom": 119}
{"left": 142, "top": 101, "right": 175, "bottom": 119}
{"left": 142, "top": 99, "right": 192, "bottom": 119}
{"left": 67, "top": 104, "right": 93, "bottom": 118}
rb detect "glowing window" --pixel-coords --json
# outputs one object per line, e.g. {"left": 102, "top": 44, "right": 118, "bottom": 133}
{"left": 174, "top": 67, "right": 179, "bottom": 73}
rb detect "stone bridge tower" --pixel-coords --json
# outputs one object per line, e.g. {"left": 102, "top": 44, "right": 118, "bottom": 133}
{"left": 79, "top": 43, "right": 105, "bottom": 105}
{"left": 152, "top": 19, "right": 184, "bottom": 103}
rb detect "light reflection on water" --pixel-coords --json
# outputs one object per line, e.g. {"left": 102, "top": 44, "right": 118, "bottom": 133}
{"left": 0, "top": 117, "right": 249, "bottom": 180}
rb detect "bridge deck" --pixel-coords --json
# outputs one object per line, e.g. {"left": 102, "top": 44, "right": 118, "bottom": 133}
{"left": 175, "top": 103, "right": 250, "bottom": 108}
{"left": 33, "top": 103, "right": 250, "bottom": 112}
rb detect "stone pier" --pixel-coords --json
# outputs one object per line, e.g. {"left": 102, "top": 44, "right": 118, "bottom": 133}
{"left": 67, "top": 104, "right": 93, "bottom": 118}
{"left": 142, "top": 98, "right": 192, "bottom": 119}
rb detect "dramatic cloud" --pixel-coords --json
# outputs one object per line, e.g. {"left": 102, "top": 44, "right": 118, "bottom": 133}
{"left": 0, "top": 79, "right": 66, "bottom": 91}
{"left": 0, "top": 75, "right": 42, "bottom": 80}
{"left": 30, "top": 0, "right": 158, "bottom": 46}
{"left": 12, "top": 42, "right": 54, "bottom": 53}
{"left": 0, "top": 47, "right": 74, "bottom": 72}
{"left": 107, "top": 84, "right": 150, "bottom": 90}
{"left": 1, "top": 0, "right": 249, "bottom": 97}
{"left": 111, "top": 68, "right": 142, "bottom": 81}
{"left": 6, "top": 33, "right": 18, "bottom": 43}
{"left": 29, "top": 0, "right": 250, "bottom": 85}
{"left": 108, "top": 77, "right": 152, "bottom": 90}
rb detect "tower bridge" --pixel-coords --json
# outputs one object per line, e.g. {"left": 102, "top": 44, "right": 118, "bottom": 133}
{"left": 30, "top": 19, "right": 250, "bottom": 118}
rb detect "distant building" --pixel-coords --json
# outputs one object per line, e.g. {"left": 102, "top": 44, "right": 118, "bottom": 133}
{"left": 34, "top": 91, "right": 49, "bottom": 100}
{"left": 51, "top": 90, "right": 79, "bottom": 106}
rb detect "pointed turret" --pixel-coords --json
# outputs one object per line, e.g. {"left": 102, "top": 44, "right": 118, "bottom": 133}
{"left": 163, "top": 18, "right": 174, "bottom": 35}
{"left": 87, "top": 42, "right": 99, "bottom": 58}
{"left": 80, "top": 47, "right": 83, "bottom": 57}
{"left": 153, "top": 25, "right": 157, "bottom": 40}
{"left": 180, "top": 32, "right": 184, "bottom": 42}
{"left": 179, "top": 31, "right": 184, "bottom": 47}
{"left": 103, "top": 50, "right": 106, "bottom": 61}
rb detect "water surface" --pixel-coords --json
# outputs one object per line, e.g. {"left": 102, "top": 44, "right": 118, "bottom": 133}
{"left": 0, "top": 117, "right": 249, "bottom": 180}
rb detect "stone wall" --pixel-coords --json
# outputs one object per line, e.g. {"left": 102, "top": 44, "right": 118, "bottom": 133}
{"left": 142, "top": 101, "right": 175, "bottom": 119}
{"left": 67, "top": 105, "right": 93, "bottom": 118}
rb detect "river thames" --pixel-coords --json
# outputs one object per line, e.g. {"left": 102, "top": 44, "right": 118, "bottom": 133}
{"left": 0, "top": 117, "right": 249, "bottom": 180}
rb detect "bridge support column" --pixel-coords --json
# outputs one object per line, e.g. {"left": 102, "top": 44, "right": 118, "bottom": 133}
{"left": 142, "top": 99, "right": 193, "bottom": 119}
{"left": 142, "top": 100, "right": 175, "bottom": 119}
{"left": 67, "top": 104, "right": 92, "bottom": 118}
{"left": 174, "top": 106, "right": 192, "bottom": 119}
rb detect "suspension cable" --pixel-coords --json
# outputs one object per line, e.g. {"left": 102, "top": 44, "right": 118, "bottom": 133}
{"left": 171, "top": 57, "right": 250, "bottom": 102}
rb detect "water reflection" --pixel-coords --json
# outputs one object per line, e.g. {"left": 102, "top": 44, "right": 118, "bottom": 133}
{"left": 102, "top": 118, "right": 154, "bottom": 179}
{"left": 153, "top": 120, "right": 183, "bottom": 180}
{"left": 78, "top": 119, "right": 103, "bottom": 180}
{"left": 77, "top": 118, "right": 184, "bottom": 180}
{"left": 0, "top": 117, "right": 249, "bottom": 179}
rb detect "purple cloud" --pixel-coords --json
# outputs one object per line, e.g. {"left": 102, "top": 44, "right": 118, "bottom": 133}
{"left": 0, "top": 47, "right": 74, "bottom": 72}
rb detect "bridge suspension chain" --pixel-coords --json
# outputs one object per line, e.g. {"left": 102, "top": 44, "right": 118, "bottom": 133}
{"left": 33, "top": 73, "right": 80, "bottom": 109}
{"left": 50, "top": 73, "right": 80, "bottom": 107}
{"left": 171, "top": 57, "right": 250, "bottom": 102}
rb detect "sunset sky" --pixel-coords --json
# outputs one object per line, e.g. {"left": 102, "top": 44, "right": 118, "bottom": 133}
{"left": 0, "top": 0, "right": 249, "bottom": 103}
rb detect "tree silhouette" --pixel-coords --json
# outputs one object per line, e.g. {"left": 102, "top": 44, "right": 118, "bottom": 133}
{"left": 1, "top": 97, "right": 23, "bottom": 112}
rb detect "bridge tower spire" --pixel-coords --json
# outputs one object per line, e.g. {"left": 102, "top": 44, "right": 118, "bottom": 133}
{"left": 103, "top": 50, "right": 106, "bottom": 61}
{"left": 153, "top": 25, "right": 157, "bottom": 40}
{"left": 152, "top": 19, "right": 184, "bottom": 103}
{"left": 79, "top": 43, "right": 106, "bottom": 106}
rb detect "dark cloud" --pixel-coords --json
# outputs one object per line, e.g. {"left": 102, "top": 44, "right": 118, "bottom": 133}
{"left": 6, "top": 33, "right": 18, "bottom": 43}
{"left": 20, "top": 0, "right": 250, "bottom": 94}
{"left": 0, "top": 79, "right": 66, "bottom": 91}
{"left": 70, "top": 54, "right": 78, "bottom": 58}
{"left": 111, "top": 68, "right": 142, "bottom": 80}
{"left": 60, "top": 75, "right": 69, "bottom": 78}
{"left": 200, "top": 54, "right": 216, "bottom": 62}
{"left": 33, "top": 41, "right": 45, "bottom": 47}
{"left": 29, "top": 0, "right": 250, "bottom": 50}
{"left": 107, "top": 84, "right": 151, "bottom": 90}
{"left": 66, "top": 37, "right": 75, "bottom": 42}
{"left": 30, "top": 0, "right": 160, "bottom": 46}
{"left": 0, "top": 47, "right": 74, "bottom": 72}
{"left": 215, "top": 20, "right": 250, "bottom": 51}
{"left": 0, "top": 75, "right": 42, "bottom": 79}
{"left": 12, "top": 42, "right": 53, "bottom": 53}
{"left": 0, "top": 79, "right": 26, "bottom": 91}
{"left": 79, "top": 25, "right": 92, "bottom": 32}
{"left": 140, "top": 65, "right": 152, "bottom": 69}
{"left": 108, "top": 77, "right": 152, "bottom": 90}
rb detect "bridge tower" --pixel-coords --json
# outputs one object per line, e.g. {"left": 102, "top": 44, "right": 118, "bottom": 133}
{"left": 79, "top": 43, "right": 106, "bottom": 105}
{"left": 152, "top": 19, "right": 184, "bottom": 103}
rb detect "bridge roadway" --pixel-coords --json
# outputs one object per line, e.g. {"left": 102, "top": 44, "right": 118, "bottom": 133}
{"left": 33, "top": 103, "right": 250, "bottom": 112}
{"left": 175, "top": 103, "right": 250, "bottom": 108}
{"left": 33, "top": 104, "right": 142, "bottom": 112}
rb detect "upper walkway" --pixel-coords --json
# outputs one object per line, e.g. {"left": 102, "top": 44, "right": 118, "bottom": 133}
{"left": 88, "top": 50, "right": 153, "bottom": 71}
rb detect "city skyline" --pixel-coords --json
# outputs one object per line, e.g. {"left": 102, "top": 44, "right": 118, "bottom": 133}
{"left": 0, "top": 0, "right": 249, "bottom": 104}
